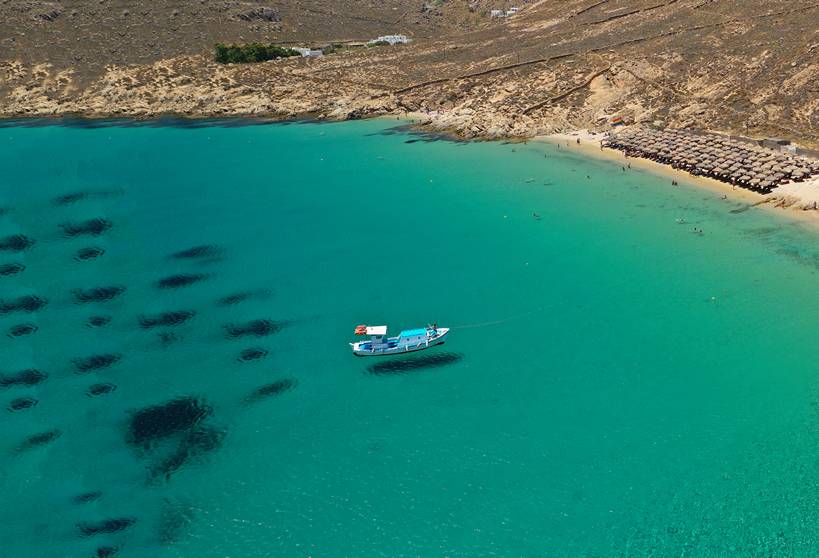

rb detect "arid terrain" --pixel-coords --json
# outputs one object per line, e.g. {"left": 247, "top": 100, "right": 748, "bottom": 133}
{"left": 2, "top": 0, "right": 818, "bottom": 146}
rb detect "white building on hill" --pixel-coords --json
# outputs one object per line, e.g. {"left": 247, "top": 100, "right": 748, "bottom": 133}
{"left": 371, "top": 34, "right": 410, "bottom": 45}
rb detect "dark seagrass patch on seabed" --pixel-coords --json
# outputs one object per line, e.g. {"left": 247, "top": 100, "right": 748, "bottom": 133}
{"left": 7, "top": 323, "right": 37, "bottom": 338}
{"left": 77, "top": 518, "right": 135, "bottom": 537}
{"left": 0, "top": 369, "right": 48, "bottom": 388}
{"left": 0, "top": 295, "right": 47, "bottom": 314}
{"left": 72, "top": 286, "right": 126, "bottom": 303}
{"left": 159, "top": 499, "right": 196, "bottom": 545}
{"left": 87, "top": 315, "right": 112, "bottom": 328}
{"left": 366, "top": 352, "right": 463, "bottom": 376}
{"left": 15, "top": 429, "right": 61, "bottom": 452}
{"left": 126, "top": 397, "right": 212, "bottom": 447}
{"left": 72, "top": 491, "right": 102, "bottom": 504}
{"left": 0, "top": 234, "right": 35, "bottom": 252}
{"left": 59, "top": 218, "right": 112, "bottom": 237}
{"left": 87, "top": 383, "right": 117, "bottom": 397}
{"left": 237, "top": 347, "right": 268, "bottom": 362}
{"left": 0, "top": 262, "right": 25, "bottom": 276}
{"left": 75, "top": 247, "right": 105, "bottom": 261}
{"left": 139, "top": 310, "right": 195, "bottom": 328}
{"left": 215, "top": 289, "right": 271, "bottom": 306}
{"left": 169, "top": 244, "right": 223, "bottom": 261}
{"left": 223, "top": 319, "right": 285, "bottom": 339}
{"left": 244, "top": 378, "right": 297, "bottom": 404}
{"left": 147, "top": 425, "right": 225, "bottom": 482}
{"left": 156, "top": 273, "right": 208, "bottom": 289}
{"left": 73, "top": 353, "right": 122, "bottom": 373}
{"left": 95, "top": 546, "right": 119, "bottom": 557}
{"left": 7, "top": 397, "right": 38, "bottom": 411}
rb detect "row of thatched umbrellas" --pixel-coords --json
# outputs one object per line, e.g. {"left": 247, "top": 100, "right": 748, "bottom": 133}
{"left": 603, "top": 128, "right": 819, "bottom": 194}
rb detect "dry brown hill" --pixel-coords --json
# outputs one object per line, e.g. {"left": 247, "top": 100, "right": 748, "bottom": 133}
{"left": 1, "top": 0, "right": 818, "bottom": 146}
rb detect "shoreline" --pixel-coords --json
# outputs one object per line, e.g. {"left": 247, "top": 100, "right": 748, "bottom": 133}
{"left": 538, "top": 130, "right": 819, "bottom": 230}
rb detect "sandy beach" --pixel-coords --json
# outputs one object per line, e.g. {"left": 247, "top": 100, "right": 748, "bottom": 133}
{"left": 539, "top": 130, "right": 819, "bottom": 229}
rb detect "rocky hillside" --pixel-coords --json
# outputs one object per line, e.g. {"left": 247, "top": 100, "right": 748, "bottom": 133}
{"left": 2, "top": 0, "right": 818, "bottom": 147}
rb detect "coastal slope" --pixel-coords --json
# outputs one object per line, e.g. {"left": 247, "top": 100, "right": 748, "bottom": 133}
{"left": 1, "top": 0, "right": 818, "bottom": 147}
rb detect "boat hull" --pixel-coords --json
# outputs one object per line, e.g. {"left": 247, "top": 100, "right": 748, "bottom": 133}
{"left": 352, "top": 328, "right": 449, "bottom": 356}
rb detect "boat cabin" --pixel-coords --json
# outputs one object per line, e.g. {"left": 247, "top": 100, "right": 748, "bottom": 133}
{"left": 398, "top": 328, "right": 429, "bottom": 347}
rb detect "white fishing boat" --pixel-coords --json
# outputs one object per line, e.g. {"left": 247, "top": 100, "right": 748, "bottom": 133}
{"left": 350, "top": 324, "right": 449, "bottom": 356}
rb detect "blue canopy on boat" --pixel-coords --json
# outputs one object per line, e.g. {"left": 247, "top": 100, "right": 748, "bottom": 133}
{"left": 399, "top": 328, "right": 427, "bottom": 338}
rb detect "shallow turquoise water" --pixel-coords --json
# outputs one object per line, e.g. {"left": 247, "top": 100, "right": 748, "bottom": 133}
{"left": 0, "top": 119, "right": 817, "bottom": 557}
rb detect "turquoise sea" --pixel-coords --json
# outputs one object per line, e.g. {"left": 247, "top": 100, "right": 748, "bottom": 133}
{"left": 0, "top": 118, "right": 817, "bottom": 557}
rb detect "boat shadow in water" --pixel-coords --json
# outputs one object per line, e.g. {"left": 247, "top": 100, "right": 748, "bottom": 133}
{"left": 366, "top": 352, "right": 463, "bottom": 376}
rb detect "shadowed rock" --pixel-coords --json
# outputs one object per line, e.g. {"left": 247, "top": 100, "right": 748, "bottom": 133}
{"left": 7, "top": 323, "right": 37, "bottom": 338}
{"left": 224, "top": 319, "right": 284, "bottom": 339}
{"left": 0, "top": 369, "right": 48, "bottom": 388}
{"left": 73, "top": 286, "right": 126, "bottom": 303}
{"left": 0, "top": 262, "right": 25, "bottom": 276}
{"left": 127, "top": 397, "right": 212, "bottom": 447}
{"left": 0, "top": 295, "right": 47, "bottom": 314}
{"left": 0, "top": 234, "right": 35, "bottom": 252}
{"left": 77, "top": 518, "right": 135, "bottom": 537}
{"left": 148, "top": 425, "right": 225, "bottom": 482}
{"left": 87, "top": 315, "right": 111, "bottom": 328}
{"left": 237, "top": 348, "right": 268, "bottom": 362}
{"left": 156, "top": 274, "right": 207, "bottom": 289}
{"left": 60, "top": 218, "right": 112, "bottom": 237}
{"left": 87, "top": 383, "right": 117, "bottom": 397}
{"left": 75, "top": 247, "right": 105, "bottom": 261}
{"left": 366, "top": 352, "right": 463, "bottom": 376}
{"left": 170, "top": 245, "right": 222, "bottom": 260}
{"left": 139, "top": 310, "right": 195, "bottom": 329}
{"left": 244, "top": 378, "right": 296, "bottom": 403}
{"left": 73, "top": 353, "right": 122, "bottom": 373}
{"left": 72, "top": 491, "right": 102, "bottom": 504}
{"left": 8, "top": 397, "right": 38, "bottom": 411}
{"left": 16, "top": 429, "right": 61, "bottom": 452}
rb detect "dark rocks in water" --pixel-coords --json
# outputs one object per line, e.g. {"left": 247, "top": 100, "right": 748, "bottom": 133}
{"left": 170, "top": 245, "right": 222, "bottom": 260}
{"left": 127, "top": 397, "right": 212, "bottom": 447}
{"left": 366, "top": 352, "right": 463, "bottom": 376}
{"left": 60, "top": 218, "right": 112, "bottom": 237}
{"left": 72, "top": 491, "right": 102, "bottom": 504}
{"left": 75, "top": 247, "right": 105, "bottom": 261}
{"left": 7, "top": 323, "right": 38, "bottom": 338}
{"left": 73, "top": 286, "right": 126, "bottom": 303}
{"left": 95, "top": 546, "right": 118, "bottom": 558}
{"left": 0, "top": 262, "right": 25, "bottom": 276}
{"left": 73, "top": 353, "right": 122, "bottom": 373}
{"left": 8, "top": 397, "right": 38, "bottom": 411}
{"left": 0, "top": 234, "right": 35, "bottom": 252}
{"left": 0, "top": 295, "right": 48, "bottom": 314}
{"left": 156, "top": 273, "right": 207, "bottom": 289}
{"left": 87, "top": 315, "right": 111, "bottom": 328}
{"left": 244, "top": 378, "right": 296, "bottom": 403}
{"left": 139, "top": 310, "right": 195, "bottom": 329}
{"left": 77, "top": 518, "right": 135, "bottom": 537}
{"left": 16, "top": 429, "right": 61, "bottom": 452}
{"left": 149, "top": 425, "right": 225, "bottom": 482}
{"left": 0, "top": 369, "right": 48, "bottom": 388}
{"left": 224, "top": 319, "right": 284, "bottom": 339}
{"left": 237, "top": 347, "right": 268, "bottom": 362}
{"left": 87, "top": 383, "right": 117, "bottom": 397}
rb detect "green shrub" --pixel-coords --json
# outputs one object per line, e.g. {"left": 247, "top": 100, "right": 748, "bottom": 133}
{"left": 215, "top": 43, "right": 299, "bottom": 64}
{"left": 368, "top": 40, "right": 390, "bottom": 47}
